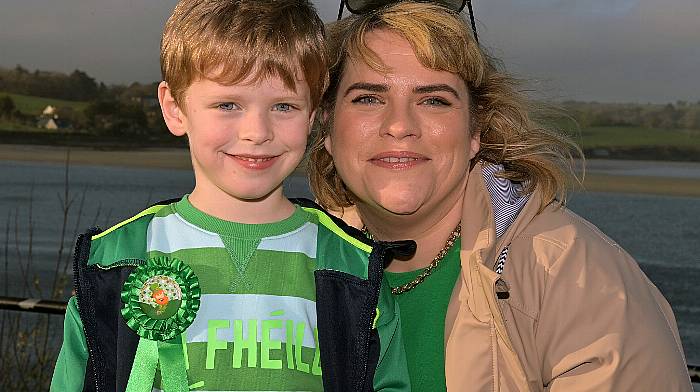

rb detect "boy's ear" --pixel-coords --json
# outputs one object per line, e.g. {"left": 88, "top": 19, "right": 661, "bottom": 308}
{"left": 158, "top": 81, "right": 187, "bottom": 137}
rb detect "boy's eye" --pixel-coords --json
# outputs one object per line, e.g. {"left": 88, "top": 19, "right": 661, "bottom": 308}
{"left": 217, "top": 102, "right": 239, "bottom": 111}
{"left": 351, "top": 95, "right": 383, "bottom": 105}
{"left": 421, "top": 97, "right": 451, "bottom": 107}
{"left": 272, "top": 103, "right": 294, "bottom": 112}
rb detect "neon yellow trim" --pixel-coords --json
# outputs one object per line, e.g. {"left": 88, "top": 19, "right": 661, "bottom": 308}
{"left": 301, "top": 207, "right": 372, "bottom": 253}
{"left": 91, "top": 205, "right": 167, "bottom": 240}
{"left": 372, "top": 307, "right": 381, "bottom": 329}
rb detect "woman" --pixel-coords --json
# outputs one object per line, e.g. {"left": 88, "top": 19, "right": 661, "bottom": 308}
{"left": 309, "top": 2, "right": 692, "bottom": 391}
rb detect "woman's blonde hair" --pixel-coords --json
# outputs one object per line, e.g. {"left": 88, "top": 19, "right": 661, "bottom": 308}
{"left": 308, "top": 1, "right": 581, "bottom": 211}
{"left": 161, "top": 0, "right": 328, "bottom": 110}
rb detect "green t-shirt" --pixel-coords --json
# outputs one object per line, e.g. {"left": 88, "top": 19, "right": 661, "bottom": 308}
{"left": 384, "top": 238, "right": 461, "bottom": 392}
{"left": 147, "top": 197, "right": 323, "bottom": 391}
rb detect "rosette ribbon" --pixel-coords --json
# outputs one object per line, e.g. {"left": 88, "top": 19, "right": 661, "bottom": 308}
{"left": 121, "top": 256, "right": 201, "bottom": 391}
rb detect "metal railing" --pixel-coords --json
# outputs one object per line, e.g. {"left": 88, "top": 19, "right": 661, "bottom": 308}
{"left": 1, "top": 295, "right": 698, "bottom": 383}
{"left": 0, "top": 295, "right": 68, "bottom": 315}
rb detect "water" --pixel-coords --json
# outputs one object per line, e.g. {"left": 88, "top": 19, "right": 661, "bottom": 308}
{"left": 567, "top": 192, "right": 700, "bottom": 365}
{"left": 1, "top": 160, "right": 699, "bottom": 366}
{"left": 0, "top": 160, "right": 312, "bottom": 292}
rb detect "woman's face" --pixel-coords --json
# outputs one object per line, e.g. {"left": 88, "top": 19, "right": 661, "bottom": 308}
{"left": 325, "top": 29, "right": 480, "bottom": 218}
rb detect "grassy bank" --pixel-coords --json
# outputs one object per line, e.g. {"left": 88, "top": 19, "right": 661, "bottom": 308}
{"left": 0, "top": 129, "right": 186, "bottom": 148}
{"left": 1, "top": 92, "right": 88, "bottom": 115}
{"left": 572, "top": 126, "right": 700, "bottom": 161}
{"left": 576, "top": 126, "right": 699, "bottom": 147}
{"left": 0, "top": 144, "right": 191, "bottom": 170}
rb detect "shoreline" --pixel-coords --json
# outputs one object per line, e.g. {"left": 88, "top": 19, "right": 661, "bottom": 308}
{"left": 0, "top": 144, "right": 193, "bottom": 170}
{"left": 2, "top": 144, "right": 700, "bottom": 197}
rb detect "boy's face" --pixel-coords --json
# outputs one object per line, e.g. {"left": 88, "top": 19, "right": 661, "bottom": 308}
{"left": 159, "top": 74, "right": 314, "bottom": 206}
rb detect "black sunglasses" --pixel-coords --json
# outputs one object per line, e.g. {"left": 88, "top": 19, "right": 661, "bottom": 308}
{"left": 336, "top": 0, "right": 478, "bottom": 43}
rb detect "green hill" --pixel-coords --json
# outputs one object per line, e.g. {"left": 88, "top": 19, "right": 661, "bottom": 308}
{"left": 0, "top": 92, "right": 88, "bottom": 115}
{"left": 568, "top": 126, "right": 700, "bottom": 161}
{"left": 572, "top": 126, "right": 700, "bottom": 149}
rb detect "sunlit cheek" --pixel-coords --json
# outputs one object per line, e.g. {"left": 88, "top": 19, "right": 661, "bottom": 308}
{"left": 290, "top": 127, "right": 313, "bottom": 150}
{"left": 358, "top": 120, "right": 378, "bottom": 137}
{"left": 208, "top": 135, "right": 231, "bottom": 150}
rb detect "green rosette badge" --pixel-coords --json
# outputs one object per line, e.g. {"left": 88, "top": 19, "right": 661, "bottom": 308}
{"left": 121, "top": 256, "right": 201, "bottom": 341}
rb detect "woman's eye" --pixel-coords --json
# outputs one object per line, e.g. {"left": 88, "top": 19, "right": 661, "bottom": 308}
{"left": 352, "top": 95, "right": 382, "bottom": 105}
{"left": 217, "top": 102, "right": 238, "bottom": 111}
{"left": 422, "top": 97, "right": 450, "bottom": 106}
{"left": 273, "top": 103, "right": 294, "bottom": 112}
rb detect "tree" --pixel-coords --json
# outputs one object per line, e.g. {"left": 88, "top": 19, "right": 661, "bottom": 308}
{"left": 84, "top": 100, "right": 149, "bottom": 135}
{"left": 13, "top": 65, "right": 28, "bottom": 75}
{"left": 681, "top": 106, "right": 700, "bottom": 130}
{"left": 0, "top": 95, "right": 15, "bottom": 117}
{"left": 0, "top": 66, "right": 102, "bottom": 101}
{"left": 68, "top": 70, "right": 99, "bottom": 100}
{"left": 56, "top": 106, "right": 86, "bottom": 129}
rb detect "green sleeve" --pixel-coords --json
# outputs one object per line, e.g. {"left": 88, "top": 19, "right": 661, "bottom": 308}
{"left": 373, "top": 279, "right": 411, "bottom": 391}
{"left": 51, "top": 296, "right": 88, "bottom": 391}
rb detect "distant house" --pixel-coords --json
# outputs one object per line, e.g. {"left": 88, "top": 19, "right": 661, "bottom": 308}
{"left": 37, "top": 105, "right": 69, "bottom": 129}
{"left": 42, "top": 105, "right": 57, "bottom": 116}
{"left": 37, "top": 117, "right": 61, "bottom": 130}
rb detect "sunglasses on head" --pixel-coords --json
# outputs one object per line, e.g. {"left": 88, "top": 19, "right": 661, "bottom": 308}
{"left": 336, "top": 0, "right": 478, "bottom": 42}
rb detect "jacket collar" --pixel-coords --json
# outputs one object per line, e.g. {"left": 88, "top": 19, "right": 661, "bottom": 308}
{"left": 460, "top": 161, "right": 542, "bottom": 265}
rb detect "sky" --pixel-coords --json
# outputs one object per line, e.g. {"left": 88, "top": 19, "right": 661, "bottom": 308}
{"left": 0, "top": 0, "right": 698, "bottom": 103}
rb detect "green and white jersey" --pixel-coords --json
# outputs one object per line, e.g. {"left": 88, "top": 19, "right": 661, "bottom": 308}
{"left": 52, "top": 196, "right": 411, "bottom": 392}
{"left": 148, "top": 197, "right": 322, "bottom": 391}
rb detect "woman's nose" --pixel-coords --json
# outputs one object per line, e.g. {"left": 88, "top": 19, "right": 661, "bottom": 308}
{"left": 380, "top": 102, "right": 420, "bottom": 139}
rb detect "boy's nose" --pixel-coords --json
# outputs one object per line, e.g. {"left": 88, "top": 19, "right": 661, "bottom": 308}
{"left": 239, "top": 112, "right": 273, "bottom": 144}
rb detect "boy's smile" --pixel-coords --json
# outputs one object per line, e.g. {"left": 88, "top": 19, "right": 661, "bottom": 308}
{"left": 228, "top": 154, "right": 280, "bottom": 170}
{"left": 159, "top": 74, "right": 315, "bottom": 222}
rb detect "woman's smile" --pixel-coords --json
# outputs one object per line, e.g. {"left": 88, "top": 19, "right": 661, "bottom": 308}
{"left": 369, "top": 151, "right": 430, "bottom": 169}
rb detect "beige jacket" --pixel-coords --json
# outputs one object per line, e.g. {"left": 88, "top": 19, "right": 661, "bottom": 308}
{"left": 445, "top": 163, "right": 692, "bottom": 391}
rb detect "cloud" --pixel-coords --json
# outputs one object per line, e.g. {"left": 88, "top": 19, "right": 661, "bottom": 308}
{"left": 0, "top": 0, "right": 696, "bottom": 102}
{"left": 506, "top": 0, "right": 641, "bottom": 17}
{"left": 475, "top": 0, "right": 699, "bottom": 102}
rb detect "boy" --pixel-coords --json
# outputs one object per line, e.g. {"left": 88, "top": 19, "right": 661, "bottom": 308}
{"left": 51, "top": 1, "right": 410, "bottom": 391}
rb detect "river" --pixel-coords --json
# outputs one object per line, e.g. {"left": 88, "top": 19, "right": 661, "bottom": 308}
{"left": 1, "top": 159, "right": 699, "bottom": 365}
